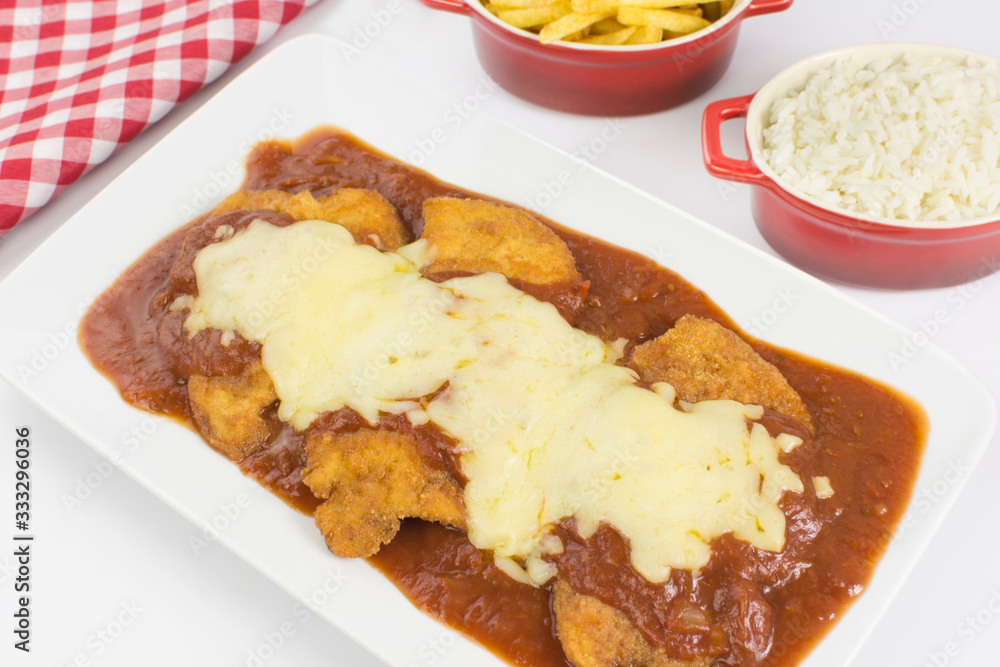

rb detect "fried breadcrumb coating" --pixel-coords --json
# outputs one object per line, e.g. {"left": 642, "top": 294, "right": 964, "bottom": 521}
{"left": 212, "top": 188, "right": 408, "bottom": 249}
{"left": 630, "top": 315, "right": 813, "bottom": 432}
{"left": 553, "top": 581, "right": 714, "bottom": 667}
{"left": 187, "top": 361, "right": 277, "bottom": 461}
{"left": 302, "top": 428, "right": 466, "bottom": 559}
{"left": 420, "top": 197, "right": 582, "bottom": 286}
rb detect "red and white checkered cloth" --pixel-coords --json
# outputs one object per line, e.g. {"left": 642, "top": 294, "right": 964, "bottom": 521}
{"left": 0, "top": 0, "right": 318, "bottom": 235}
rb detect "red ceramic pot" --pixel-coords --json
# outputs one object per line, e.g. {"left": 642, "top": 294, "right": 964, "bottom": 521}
{"left": 420, "top": 0, "right": 793, "bottom": 116}
{"left": 702, "top": 43, "right": 1000, "bottom": 289}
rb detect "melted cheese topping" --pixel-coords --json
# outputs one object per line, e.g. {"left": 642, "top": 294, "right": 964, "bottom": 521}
{"left": 813, "top": 476, "right": 834, "bottom": 499}
{"left": 186, "top": 219, "right": 804, "bottom": 584}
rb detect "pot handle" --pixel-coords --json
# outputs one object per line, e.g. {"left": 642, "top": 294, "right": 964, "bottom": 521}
{"left": 701, "top": 94, "right": 768, "bottom": 185}
{"left": 743, "top": 0, "right": 794, "bottom": 18}
{"left": 419, "top": 0, "right": 472, "bottom": 15}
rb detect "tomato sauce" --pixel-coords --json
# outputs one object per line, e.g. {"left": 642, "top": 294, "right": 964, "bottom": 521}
{"left": 79, "top": 128, "right": 926, "bottom": 667}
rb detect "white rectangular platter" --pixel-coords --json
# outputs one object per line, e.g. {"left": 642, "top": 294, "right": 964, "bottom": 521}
{"left": 0, "top": 34, "right": 994, "bottom": 667}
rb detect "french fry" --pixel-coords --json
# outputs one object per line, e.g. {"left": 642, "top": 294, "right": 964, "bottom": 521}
{"left": 588, "top": 17, "right": 628, "bottom": 34}
{"left": 538, "top": 9, "right": 616, "bottom": 43}
{"left": 720, "top": 0, "right": 735, "bottom": 14}
{"left": 572, "top": 0, "right": 702, "bottom": 10}
{"left": 701, "top": 2, "right": 722, "bottom": 21}
{"left": 489, "top": 0, "right": 555, "bottom": 8}
{"left": 579, "top": 26, "right": 637, "bottom": 44}
{"left": 622, "top": 24, "right": 663, "bottom": 43}
{"left": 498, "top": 0, "right": 572, "bottom": 28}
{"left": 617, "top": 5, "right": 711, "bottom": 33}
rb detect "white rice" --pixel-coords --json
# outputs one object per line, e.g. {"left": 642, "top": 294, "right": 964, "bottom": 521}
{"left": 761, "top": 53, "right": 1000, "bottom": 223}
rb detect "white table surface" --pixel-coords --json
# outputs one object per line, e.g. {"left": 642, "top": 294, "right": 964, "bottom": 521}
{"left": 2, "top": 1, "right": 999, "bottom": 665}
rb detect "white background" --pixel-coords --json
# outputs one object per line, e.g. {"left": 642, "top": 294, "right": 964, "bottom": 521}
{"left": 2, "top": 1, "right": 999, "bottom": 666}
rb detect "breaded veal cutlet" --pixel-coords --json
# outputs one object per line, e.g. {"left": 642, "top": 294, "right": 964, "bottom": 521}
{"left": 552, "top": 315, "right": 813, "bottom": 666}
{"left": 553, "top": 581, "right": 715, "bottom": 667}
{"left": 187, "top": 360, "right": 277, "bottom": 461}
{"left": 629, "top": 314, "right": 814, "bottom": 433}
{"left": 212, "top": 188, "right": 409, "bottom": 250}
{"left": 186, "top": 188, "right": 464, "bottom": 560}
{"left": 186, "top": 187, "right": 408, "bottom": 458}
{"left": 420, "top": 197, "right": 582, "bottom": 286}
{"left": 301, "top": 428, "right": 466, "bottom": 558}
